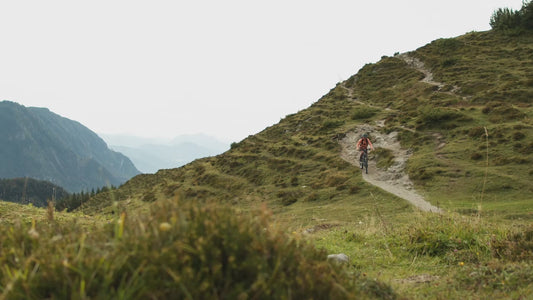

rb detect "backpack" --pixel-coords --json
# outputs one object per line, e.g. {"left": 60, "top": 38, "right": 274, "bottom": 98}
{"left": 360, "top": 137, "right": 368, "bottom": 148}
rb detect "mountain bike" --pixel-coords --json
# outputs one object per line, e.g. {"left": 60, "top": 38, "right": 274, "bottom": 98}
{"left": 360, "top": 148, "right": 369, "bottom": 174}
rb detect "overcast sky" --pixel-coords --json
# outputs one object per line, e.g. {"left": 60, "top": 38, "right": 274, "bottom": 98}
{"left": 0, "top": 0, "right": 524, "bottom": 143}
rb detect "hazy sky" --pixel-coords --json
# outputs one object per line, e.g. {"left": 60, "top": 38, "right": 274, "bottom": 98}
{"left": 0, "top": 0, "right": 524, "bottom": 142}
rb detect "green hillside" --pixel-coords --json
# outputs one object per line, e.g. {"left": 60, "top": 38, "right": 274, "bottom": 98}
{"left": 1, "top": 3, "right": 532, "bottom": 298}
{"left": 87, "top": 29, "right": 532, "bottom": 220}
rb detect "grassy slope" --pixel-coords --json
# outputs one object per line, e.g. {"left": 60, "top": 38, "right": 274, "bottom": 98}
{"left": 405, "top": 31, "right": 533, "bottom": 216}
{"left": 86, "top": 31, "right": 532, "bottom": 219}
{"left": 1, "top": 29, "right": 532, "bottom": 299}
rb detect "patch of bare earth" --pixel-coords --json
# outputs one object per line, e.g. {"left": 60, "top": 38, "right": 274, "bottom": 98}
{"left": 394, "top": 274, "right": 441, "bottom": 284}
{"left": 339, "top": 122, "right": 442, "bottom": 213}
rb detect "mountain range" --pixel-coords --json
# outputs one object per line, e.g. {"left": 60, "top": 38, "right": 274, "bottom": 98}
{"left": 0, "top": 101, "right": 140, "bottom": 192}
{"left": 101, "top": 134, "right": 229, "bottom": 174}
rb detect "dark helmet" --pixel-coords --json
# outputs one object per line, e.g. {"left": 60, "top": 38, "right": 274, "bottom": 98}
{"left": 362, "top": 133, "right": 368, "bottom": 138}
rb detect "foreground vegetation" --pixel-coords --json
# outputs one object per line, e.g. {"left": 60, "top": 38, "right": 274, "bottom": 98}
{"left": 1, "top": 198, "right": 531, "bottom": 299}
{"left": 0, "top": 199, "right": 397, "bottom": 299}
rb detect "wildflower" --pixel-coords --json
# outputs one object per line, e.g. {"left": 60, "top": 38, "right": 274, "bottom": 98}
{"left": 159, "top": 222, "right": 172, "bottom": 232}
{"left": 28, "top": 219, "right": 39, "bottom": 239}
{"left": 27, "top": 228, "right": 39, "bottom": 240}
{"left": 458, "top": 261, "right": 465, "bottom": 266}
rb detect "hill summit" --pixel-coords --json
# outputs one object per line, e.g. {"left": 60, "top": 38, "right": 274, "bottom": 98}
{"left": 0, "top": 101, "right": 140, "bottom": 192}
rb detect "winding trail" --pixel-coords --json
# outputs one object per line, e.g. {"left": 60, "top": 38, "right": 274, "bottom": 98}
{"left": 397, "top": 53, "right": 461, "bottom": 95}
{"left": 338, "top": 53, "right": 446, "bottom": 213}
{"left": 340, "top": 126, "right": 442, "bottom": 213}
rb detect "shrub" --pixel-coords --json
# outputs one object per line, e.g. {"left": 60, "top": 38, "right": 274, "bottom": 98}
{"left": 433, "top": 38, "right": 463, "bottom": 53}
{"left": 470, "top": 152, "right": 483, "bottom": 160}
{"left": 513, "top": 131, "right": 526, "bottom": 141}
{"left": 373, "top": 148, "right": 395, "bottom": 169}
{"left": 490, "top": 7, "right": 522, "bottom": 31}
{"left": 483, "top": 102, "right": 526, "bottom": 123}
{"left": 230, "top": 142, "right": 240, "bottom": 149}
{"left": 320, "top": 119, "right": 345, "bottom": 132}
{"left": 456, "top": 262, "right": 533, "bottom": 294}
{"left": 416, "top": 107, "right": 467, "bottom": 129}
{"left": 519, "top": 142, "right": 533, "bottom": 154}
{"left": 277, "top": 189, "right": 302, "bottom": 206}
{"left": 491, "top": 225, "right": 533, "bottom": 261}
{"left": 351, "top": 107, "right": 378, "bottom": 120}
{"left": 490, "top": 1, "right": 533, "bottom": 33}
{"left": 441, "top": 57, "right": 459, "bottom": 67}
{"left": 468, "top": 126, "right": 487, "bottom": 139}
{"left": 141, "top": 190, "right": 157, "bottom": 202}
{"left": 406, "top": 216, "right": 491, "bottom": 263}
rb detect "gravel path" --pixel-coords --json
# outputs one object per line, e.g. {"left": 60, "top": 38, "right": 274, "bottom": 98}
{"left": 340, "top": 126, "right": 442, "bottom": 213}
{"left": 335, "top": 53, "right": 450, "bottom": 212}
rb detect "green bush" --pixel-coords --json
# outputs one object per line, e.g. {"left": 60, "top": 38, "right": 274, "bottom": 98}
{"left": 230, "top": 142, "right": 240, "bottom": 149}
{"left": 490, "top": 7, "right": 522, "bottom": 31}
{"left": 373, "top": 148, "right": 395, "bottom": 169}
{"left": 491, "top": 225, "right": 533, "bottom": 261}
{"left": 455, "top": 262, "right": 533, "bottom": 294}
{"left": 141, "top": 190, "right": 157, "bottom": 202}
{"left": 320, "top": 119, "right": 345, "bottom": 132}
{"left": 490, "top": 1, "right": 533, "bottom": 33}
{"left": 406, "top": 216, "right": 491, "bottom": 263}
{"left": 277, "top": 188, "right": 303, "bottom": 206}
{"left": 416, "top": 106, "right": 467, "bottom": 129}
{"left": 351, "top": 107, "right": 378, "bottom": 120}
{"left": 433, "top": 38, "right": 463, "bottom": 54}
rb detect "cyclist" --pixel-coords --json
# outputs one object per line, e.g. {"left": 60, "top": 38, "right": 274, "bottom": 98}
{"left": 356, "top": 133, "right": 374, "bottom": 162}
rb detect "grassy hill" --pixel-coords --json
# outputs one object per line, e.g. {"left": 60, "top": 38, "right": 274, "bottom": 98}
{"left": 87, "top": 30, "right": 532, "bottom": 219}
{"left": 1, "top": 15, "right": 532, "bottom": 300}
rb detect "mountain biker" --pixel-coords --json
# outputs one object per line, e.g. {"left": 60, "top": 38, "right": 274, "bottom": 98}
{"left": 356, "top": 133, "right": 374, "bottom": 162}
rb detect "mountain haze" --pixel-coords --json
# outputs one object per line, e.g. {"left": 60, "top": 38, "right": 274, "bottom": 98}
{"left": 0, "top": 101, "right": 140, "bottom": 192}
{"left": 101, "top": 134, "right": 229, "bottom": 173}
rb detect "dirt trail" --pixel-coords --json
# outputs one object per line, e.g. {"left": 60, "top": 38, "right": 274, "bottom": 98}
{"left": 340, "top": 125, "right": 442, "bottom": 213}
{"left": 337, "top": 53, "right": 447, "bottom": 212}
{"left": 397, "top": 53, "right": 461, "bottom": 94}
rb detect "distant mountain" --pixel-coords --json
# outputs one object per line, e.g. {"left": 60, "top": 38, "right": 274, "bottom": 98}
{"left": 101, "top": 133, "right": 229, "bottom": 173}
{"left": 0, "top": 177, "right": 69, "bottom": 207}
{"left": 0, "top": 101, "right": 140, "bottom": 192}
